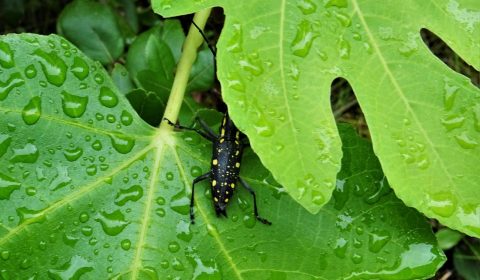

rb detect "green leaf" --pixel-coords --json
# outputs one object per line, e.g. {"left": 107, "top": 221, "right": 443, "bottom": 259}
{"left": 153, "top": 0, "right": 480, "bottom": 237}
{"left": 126, "top": 88, "right": 166, "bottom": 126}
{"left": 454, "top": 239, "right": 480, "bottom": 280}
{"left": 0, "top": 34, "right": 445, "bottom": 279}
{"left": 111, "top": 63, "right": 134, "bottom": 95}
{"left": 436, "top": 228, "right": 464, "bottom": 250}
{"left": 57, "top": 0, "right": 125, "bottom": 65}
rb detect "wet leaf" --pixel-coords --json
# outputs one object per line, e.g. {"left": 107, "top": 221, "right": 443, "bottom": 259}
{"left": 154, "top": 0, "right": 480, "bottom": 237}
{"left": 0, "top": 34, "right": 445, "bottom": 278}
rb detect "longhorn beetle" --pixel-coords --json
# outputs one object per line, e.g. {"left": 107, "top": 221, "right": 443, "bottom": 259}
{"left": 164, "top": 21, "right": 271, "bottom": 225}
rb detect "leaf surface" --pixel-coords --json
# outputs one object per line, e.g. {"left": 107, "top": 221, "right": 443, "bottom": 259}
{"left": 153, "top": 0, "right": 480, "bottom": 236}
{"left": 0, "top": 34, "right": 445, "bottom": 279}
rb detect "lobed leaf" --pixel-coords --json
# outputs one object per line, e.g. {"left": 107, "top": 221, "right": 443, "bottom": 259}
{"left": 153, "top": 0, "right": 480, "bottom": 237}
{"left": 0, "top": 34, "right": 445, "bottom": 279}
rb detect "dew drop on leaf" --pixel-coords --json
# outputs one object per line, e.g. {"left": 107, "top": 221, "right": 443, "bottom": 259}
{"left": 441, "top": 115, "right": 465, "bottom": 131}
{"left": 338, "top": 37, "right": 351, "bottom": 59}
{"left": 0, "top": 250, "right": 10, "bottom": 261}
{"left": 0, "top": 41, "right": 14, "bottom": 68}
{"left": 0, "top": 172, "right": 21, "bottom": 200}
{"left": 85, "top": 164, "right": 97, "bottom": 176}
{"left": 334, "top": 11, "right": 351, "bottom": 27}
{"left": 253, "top": 116, "right": 275, "bottom": 137}
{"left": 24, "top": 64, "right": 37, "bottom": 79}
{"left": 22, "top": 96, "right": 42, "bottom": 125}
{"left": 79, "top": 212, "right": 89, "bottom": 223}
{"left": 427, "top": 191, "right": 457, "bottom": 217}
{"left": 238, "top": 54, "right": 264, "bottom": 76}
{"left": 291, "top": 20, "right": 317, "bottom": 57}
{"left": 114, "top": 185, "right": 143, "bottom": 206}
{"left": 351, "top": 253, "right": 363, "bottom": 264}
{"left": 206, "top": 224, "right": 219, "bottom": 236}
{"left": 170, "top": 190, "right": 190, "bottom": 215}
{"left": 47, "top": 255, "right": 93, "bottom": 280}
{"left": 190, "top": 166, "right": 202, "bottom": 177}
{"left": 0, "top": 72, "right": 25, "bottom": 101}
{"left": 454, "top": 132, "right": 478, "bottom": 149}
{"left": 61, "top": 91, "right": 88, "bottom": 118}
{"left": 172, "top": 258, "right": 185, "bottom": 271}
{"left": 91, "top": 140, "right": 102, "bottom": 151}
{"left": 50, "top": 166, "right": 72, "bottom": 191}
{"left": 120, "top": 110, "right": 133, "bottom": 126}
{"left": 168, "top": 241, "right": 180, "bottom": 253}
{"left": 325, "top": 0, "right": 348, "bottom": 8}
{"left": 95, "top": 210, "right": 130, "bottom": 236}
{"left": 368, "top": 229, "right": 392, "bottom": 253}
{"left": 176, "top": 220, "right": 192, "bottom": 242}
{"left": 0, "top": 134, "right": 12, "bottom": 158}
{"left": 10, "top": 143, "right": 39, "bottom": 163}
{"left": 70, "top": 56, "right": 90, "bottom": 81}
{"left": 63, "top": 146, "right": 83, "bottom": 162}
{"left": 226, "top": 23, "right": 243, "bottom": 53}
{"left": 109, "top": 134, "right": 135, "bottom": 154}
{"left": 99, "top": 87, "right": 118, "bottom": 108}
{"left": 443, "top": 81, "right": 459, "bottom": 111}
{"left": 226, "top": 71, "right": 245, "bottom": 92}
{"left": 16, "top": 206, "right": 46, "bottom": 225}
{"left": 243, "top": 214, "right": 256, "bottom": 228}
{"left": 297, "top": 0, "right": 317, "bottom": 15}
{"left": 32, "top": 49, "right": 67, "bottom": 86}
{"left": 120, "top": 239, "right": 131, "bottom": 251}
{"left": 334, "top": 237, "right": 348, "bottom": 258}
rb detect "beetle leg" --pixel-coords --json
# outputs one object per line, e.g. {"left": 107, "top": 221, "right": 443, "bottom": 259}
{"left": 239, "top": 177, "right": 272, "bottom": 225}
{"left": 163, "top": 117, "right": 217, "bottom": 142}
{"left": 190, "top": 172, "right": 211, "bottom": 224}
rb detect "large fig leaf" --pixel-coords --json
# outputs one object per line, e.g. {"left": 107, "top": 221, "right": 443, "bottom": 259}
{"left": 0, "top": 34, "right": 445, "bottom": 279}
{"left": 153, "top": 0, "right": 480, "bottom": 237}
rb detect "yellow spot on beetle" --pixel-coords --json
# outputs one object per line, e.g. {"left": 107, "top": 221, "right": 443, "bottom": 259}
{"left": 231, "top": 183, "right": 235, "bottom": 188}
{"left": 236, "top": 131, "right": 240, "bottom": 138}
{"left": 224, "top": 198, "right": 229, "bottom": 203}
{"left": 214, "top": 197, "right": 218, "bottom": 202}
{"left": 222, "top": 117, "right": 226, "bottom": 125}
{"left": 212, "top": 180, "right": 217, "bottom": 186}
{"left": 235, "top": 162, "right": 240, "bottom": 168}
{"left": 220, "top": 139, "right": 225, "bottom": 143}
{"left": 226, "top": 191, "right": 229, "bottom": 195}
{"left": 213, "top": 159, "right": 218, "bottom": 165}
{"left": 221, "top": 128, "right": 225, "bottom": 136}
{"left": 235, "top": 150, "right": 239, "bottom": 156}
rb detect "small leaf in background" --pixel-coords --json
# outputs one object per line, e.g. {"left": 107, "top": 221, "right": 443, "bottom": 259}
{"left": 187, "top": 47, "right": 214, "bottom": 92}
{"left": 111, "top": 0, "right": 139, "bottom": 37}
{"left": 111, "top": 63, "right": 134, "bottom": 95}
{"left": 126, "top": 89, "right": 165, "bottom": 126}
{"left": 126, "top": 25, "right": 176, "bottom": 92}
{"left": 436, "top": 228, "right": 464, "bottom": 250}
{"left": 454, "top": 239, "right": 480, "bottom": 280}
{"left": 0, "top": 34, "right": 445, "bottom": 278}
{"left": 57, "top": 0, "right": 124, "bottom": 65}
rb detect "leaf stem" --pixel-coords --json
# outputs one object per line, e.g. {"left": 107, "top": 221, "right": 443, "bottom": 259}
{"left": 159, "top": 8, "right": 212, "bottom": 130}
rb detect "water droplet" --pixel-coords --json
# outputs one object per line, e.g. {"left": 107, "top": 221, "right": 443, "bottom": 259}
{"left": 10, "top": 143, "right": 39, "bottom": 163}
{"left": 168, "top": 241, "right": 180, "bottom": 253}
{"left": 47, "top": 255, "right": 93, "bottom": 280}
{"left": 338, "top": 37, "right": 351, "bottom": 59}
{"left": 61, "top": 91, "right": 88, "bottom": 118}
{"left": 334, "top": 237, "right": 348, "bottom": 258}
{"left": 166, "top": 172, "right": 174, "bottom": 181}
{"left": 311, "top": 190, "right": 325, "bottom": 205}
{"left": 91, "top": 140, "right": 102, "bottom": 151}
{"left": 333, "top": 179, "right": 348, "bottom": 210}
{"left": 243, "top": 214, "right": 256, "bottom": 228}
{"left": 454, "top": 132, "right": 478, "bottom": 149}
{"left": 398, "top": 32, "right": 418, "bottom": 57}
{"left": 16, "top": 206, "right": 46, "bottom": 225}
{"left": 50, "top": 166, "right": 72, "bottom": 191}
{"left": 297, "top": 0, "right": 317, "bottom": 14}
{"left": 172, "top": 258, "right": 185, "bottom": 271}
{"left": 325, "top": 0, "right": 348, "bottom": 8}
{"left": 334, "top": 11, "right": 351, "bottom": 27}
{"left": 254, "top": 116, "right": 275, "bottom": 137}
{"left": 63, "top": 146, "right": 83, "bottom": 161}
{"left": 63, "top": 233, "right": 79, "bottom": 247}
{"left": 79, "top": 212, "right": 89, "bottom": 223}
{"left": 24, "top": 64, "right": 37, "bottom": 79}
{"left": 26, "top": 186, "right": 36, "bottom": 196}
{"left": 115, "top": 185, "right": 143, "bottom": 206}
{"left": 206, "top": 223, "right": 219, "bottom": 236}
{"left": 110, "top": 134, "right": 135, "bottom": 154}
{"left": 190, "top": 166, "right": 202, "bottom": 177}
{"left": 1, "top": 250, "right": 10, "bottom": 260}
{"left": 364, "top": 177, "right": 391, "bottom": 204}
{"left": 291, "top": 20, "right": 317, "bottom": 57}
{"left": 351, "top": 253, "right": 363, "bottom": 264}
{"left": 185, "top": 249, "right": 221, "bottom": 279}
{"left": 95, "top": 210, "right": 130, "bottom": 236}
{"left": 238, "top": 54, "right": 263, "bottom": 76}
{"left": 33, "top": 49, "right": 67, "bottom": 86}
{"left": 71, "top": 56, "right": 89, "bottom": 80}
{"left": 226, "top": 23, "right": 243, "bottom": 53}
{"left": 0, "top": 134, "right": 12, "bottom": 158}
{"left": 176, "top": 220, "right": 192, "bottom": 242}
{"left": 81, "top": 226, "right": 93, "bottom": 236}
{"left": 441, "top": 115, "right": 465, "bottom": 131}
{"left": 22, "top": 96, "right": 42, "bottom": 125}
{"left": 120, "top": 110, "right": 133, "bottom": 126}
{"left": 0, "top": 172, "right": 21, "bottom": 199}
{"left": 86, "top": 164, "right": 97, "bottom": 176}
{"left": 0, "top": 41, "right": 14, "bottom": 68}
{"left": 99, "top": 87, "right": 119, "bottom": 108}
{"left": 288, "top": 63, "right": 300, "bottom": 81}
{"left": 368, "top": 229, "right": 391, "bottom": 253}
{"left": 121, "top": 239, "right": 131, "bottom": 251}
{"left": 0, "top": 72, "right": 25, "bottom": 101}
{"left": 428, "top": 191, "right": 457, "bottom": 217}
{"left": 443, "top": 81, "right": 459, "bottom": 111}
{"left": 170, "top": 190, "right": 189, "bottom": 215}
{"left": 226, "top": 71, "right": 245, "bottom": 92}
